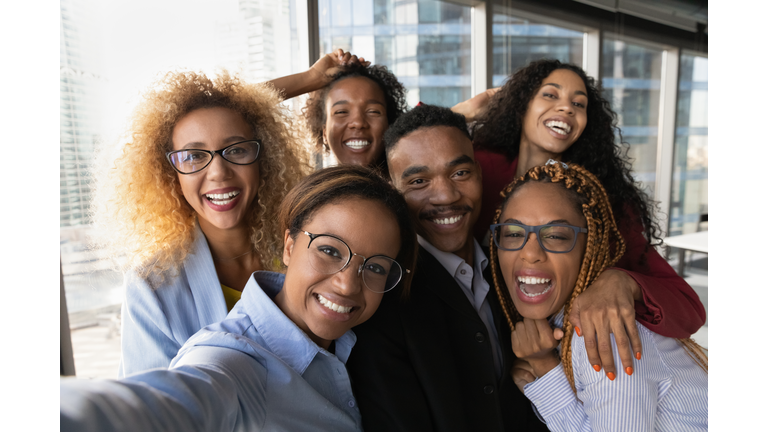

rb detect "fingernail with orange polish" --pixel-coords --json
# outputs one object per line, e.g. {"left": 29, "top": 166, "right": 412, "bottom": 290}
{"left": 607, "top": 372, "right": 616, "bottom": 381}
{"left": 575, "top": 326, "right": 582, "bottom": 337}
{"left": 635, "top": 352, "right": 642, "bottom": 360}
{"left": 625, "top": 367, "right": 633, "bottom": 376}
{"left": 592, "top": 364, "right": 601, "bottom": 372}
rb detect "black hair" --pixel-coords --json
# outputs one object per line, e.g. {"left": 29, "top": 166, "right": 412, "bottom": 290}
{"left": 383, "top": 103, "right": 471, "bottom": 156}
{"left": 473, "top": 59, "right": 663, "bottom": 250}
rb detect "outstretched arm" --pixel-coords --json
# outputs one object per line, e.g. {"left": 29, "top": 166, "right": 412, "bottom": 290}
{"left": 62, "top": 348, "right": 266, "bottom": 432}
{"left": 268, "top": 48, "right": 370, "bottom": 100}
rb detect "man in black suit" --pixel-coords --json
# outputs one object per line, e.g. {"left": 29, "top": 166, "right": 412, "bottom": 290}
{"left": 347, "top": 104, "right": 547, "bottom": 431}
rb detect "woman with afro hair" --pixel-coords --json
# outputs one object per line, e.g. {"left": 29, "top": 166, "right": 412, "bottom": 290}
{"left": 92, "top": 70, "right": 310, "bottom": 376}
{"left": 468, "top": 59, "right": 706, "bottom": 380}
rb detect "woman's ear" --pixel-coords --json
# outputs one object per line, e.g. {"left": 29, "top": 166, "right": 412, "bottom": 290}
{"left": 322, "top": 126, "right": 329, "bottom": 148}
{"left": 283, "top": 229, "right": 294, "bottom": 267}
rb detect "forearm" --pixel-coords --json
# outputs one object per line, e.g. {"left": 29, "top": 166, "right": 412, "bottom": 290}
{"left": 267, "top": 69, "right": 328, "bottom": 100}
{"left": 61, "top": 366, "right": 239, "bottom": 432}
{"left": 622, "top": 267, "right": 706, "bottom": 338}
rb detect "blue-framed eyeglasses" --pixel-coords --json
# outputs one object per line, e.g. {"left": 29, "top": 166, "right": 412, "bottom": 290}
{"left": 490, "top": 223, "right": 588, "bottom": 254}
{"left": 166, "top": 140, "right": 261, "bottom": 175}
{"left": 302, "top": 231, "right": 408, "bottom": 293}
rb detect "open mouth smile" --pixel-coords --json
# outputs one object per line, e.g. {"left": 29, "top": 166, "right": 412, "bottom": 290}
{"left": 517, "top": 275, "right": 553, "bottom": 298}
{"left": 315, "top": 294, "right": 355, "bottom": 314}
{"left": 544, "top": 120, "right": 572, "bottom": 136}
{"left": 431, "top": 214, "right": 464, "bottom": 225}
{"left": 344, "top": 140, "right": 371, "bottom": 150}
{"left": 204, "top": 190, "right": 240, "bottom": 206}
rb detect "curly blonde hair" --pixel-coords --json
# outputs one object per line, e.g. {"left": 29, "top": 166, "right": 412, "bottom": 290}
{"left": 91, "top": 70, "right": 310, "bottom": 279}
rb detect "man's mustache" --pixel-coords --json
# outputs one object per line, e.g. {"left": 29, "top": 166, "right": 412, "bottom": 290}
{"left": 418, "top": 205, "right": 473, "bottom": 220}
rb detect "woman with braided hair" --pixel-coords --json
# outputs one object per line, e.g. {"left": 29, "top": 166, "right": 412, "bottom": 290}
{"left": 488, "top": 161, "right": 707, "bottom": 431}
{"left": 467, "top": 59, "right": 705, "bottom": 379}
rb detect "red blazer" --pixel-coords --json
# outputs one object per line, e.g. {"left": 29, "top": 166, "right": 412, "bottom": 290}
{"left": 474, "top": 148, "right": 706, "bottom": 338}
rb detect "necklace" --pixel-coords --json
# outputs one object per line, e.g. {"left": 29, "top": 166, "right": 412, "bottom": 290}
{"left": 213, "top": 248, "right": 257, "bottom": 262}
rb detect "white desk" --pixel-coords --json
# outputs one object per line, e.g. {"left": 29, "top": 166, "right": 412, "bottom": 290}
{"left": 663, "top": 231, "right": 708, "bottom": 275}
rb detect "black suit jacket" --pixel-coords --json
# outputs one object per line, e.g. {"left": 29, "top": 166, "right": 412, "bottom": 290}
{"left": 347, "top": 248, "right": 547, "bottom": 432}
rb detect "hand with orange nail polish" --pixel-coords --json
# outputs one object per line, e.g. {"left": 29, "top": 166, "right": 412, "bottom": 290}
{"left": 606, "top": 372, "right": 616, "bottom": 381}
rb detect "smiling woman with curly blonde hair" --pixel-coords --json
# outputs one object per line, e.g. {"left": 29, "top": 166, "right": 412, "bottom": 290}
{"left": 91, "top": 70, "right": 310, "bottom": 377}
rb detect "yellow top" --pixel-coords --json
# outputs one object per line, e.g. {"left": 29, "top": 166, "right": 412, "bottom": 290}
{"left": 221, "top": 284, "right": 243, "bottom": 312}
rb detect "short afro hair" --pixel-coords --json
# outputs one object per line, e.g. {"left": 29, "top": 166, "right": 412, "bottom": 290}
{"left": 383, "top": 103, "right": 470, "bottom": 156}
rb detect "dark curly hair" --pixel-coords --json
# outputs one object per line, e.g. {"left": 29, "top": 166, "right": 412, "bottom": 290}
{"left": 473, "top": 59, "right": 663, "bottom": 249}
{"left": 302, "top": 63, "right": 408, "bottom": 167}
{"left": 383, "top": 103, "right": 470, "bottom": 155}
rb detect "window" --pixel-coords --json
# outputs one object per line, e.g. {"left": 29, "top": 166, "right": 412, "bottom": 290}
{"left": 491, "top": 12, "right": 583, "bottom": 87}
{"left": 601, "top": 37, "right": 664, "bottom": 197}
{"left": 319, "top": 0, "right": 472, "bottom": 108}
{"left": 669, "top": 53, "right": 708, "bottom": 236}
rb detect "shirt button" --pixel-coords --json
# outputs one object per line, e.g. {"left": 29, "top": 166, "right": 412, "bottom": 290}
{"left": 475, "top": 332, "right": 485, "bottom": 343}
{"left": 483, "top": 385, "right": 494, "bottom": 395}
{"left": 460, "top": 269, "right": 467, "bottom": 275}
{"left": 348, "top": 400, "right": 355, "bottom": 408}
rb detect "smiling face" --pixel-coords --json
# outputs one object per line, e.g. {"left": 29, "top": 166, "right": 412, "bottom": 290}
{"left": 388, "top": 125, "right": 482, "bottom": 263}
{"left": 171, "top": 107, "right": 260, "bottom": 233}
{"left": 519, "top": 69, "right": 588, "bottom": 158}
{"left": 322, "top": 76, "right": 389, "bottom": 167}
{"left": 497, "top": 181, "right": 587, "bottom": 319}
{"left": 277, "top": 197, "right": 401, "bottom": 349}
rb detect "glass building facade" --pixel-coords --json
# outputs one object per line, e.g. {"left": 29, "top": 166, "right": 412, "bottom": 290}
{"left": 601, "top": 37, "right": 663, "bottom": 197}
{"left": 491, "top": 13, "right": 583, "bottom": 86}
{"left": 318, "top": 0, "right": 472, "bottom": 108}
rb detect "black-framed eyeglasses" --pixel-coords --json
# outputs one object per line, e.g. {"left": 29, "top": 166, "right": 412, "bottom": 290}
{"left": 302, "top": 231, "right": 407, "bottom": 293}
{"left": 490, "top": 223, "right": 588, "bottom": 254}
{"left": 166, "top": 140, "right": 262, "bottom": 175}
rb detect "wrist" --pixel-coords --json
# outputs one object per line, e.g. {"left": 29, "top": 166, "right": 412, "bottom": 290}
{"left": 526, "top": 352, "right": 561, "bottom": 378}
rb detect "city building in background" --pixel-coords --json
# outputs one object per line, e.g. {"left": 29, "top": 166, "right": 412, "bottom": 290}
{"left": 318, "top": 0, "right": 472, "bottom": 108}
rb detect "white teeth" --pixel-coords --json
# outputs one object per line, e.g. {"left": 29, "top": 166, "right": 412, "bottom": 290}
{"left": 205, "top": 191, "right": 240, "bottom": 200}
{"left": 432, "top": 215, "right": 464, "bottom": 225}
{"left": 517, "top": 276, "right": 552, "bottom": 285}
{"left": 545, "top": 120, "right": 572, "bottom": 135}
{"left": 344, "top": 140, "right": 370, "bottom": 150}
{"left": 317, "top": 294, "right": 353, "bottom": 314}
{"left": 517, "top": 276, "right": 553, "bottom": 297}
{"left": 205, "top": 191, "right": 240, "bottom": 206}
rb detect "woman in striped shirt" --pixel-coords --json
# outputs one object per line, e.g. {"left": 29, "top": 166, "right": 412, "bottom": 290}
{"left": 488, "top": 160, "right": 707, "bottom": 431}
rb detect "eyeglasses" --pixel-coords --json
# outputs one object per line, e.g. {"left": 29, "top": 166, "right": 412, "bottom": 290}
{"left": 302, "top": 231, "right": 406, "bottom": 293}
{"left": 166, "top": 140, "right": 261, "bottom": 175}
{"left": 490, "top": 223, "right": 588, "bottom": 254}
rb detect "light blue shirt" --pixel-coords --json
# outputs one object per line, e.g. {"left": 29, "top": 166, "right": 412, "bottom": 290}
{"left": 61, "top": 271, "right": 363, "bottom": 432}
{"left": 417, "top": 235, "right": 502, "bottom": 378}
{"left": 119, "top": 223, "right": 228, "bottom": 377}
{"left": 523, "top": 310, "right": 708, "bottom": 431}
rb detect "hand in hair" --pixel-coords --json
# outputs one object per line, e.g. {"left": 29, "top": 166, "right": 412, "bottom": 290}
{"left": 450, "top": 87, "right": 500, "bottom": 122}
{"left": 568, "top": 269, "right": 643, "bottom": 379}
{"left": 269, "top": 48, "right": 371, "bottom": 100}
{"left": 510, "top": 317, "right": 564, "bottom": 380}
{"left": 310, "top": 48, "right": 371, "bottom": 84}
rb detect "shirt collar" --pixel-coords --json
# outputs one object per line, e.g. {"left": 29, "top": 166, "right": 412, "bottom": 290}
{"left": 417, "top": 235, "right": 488, "bottom": 276}
{"left": 237, "top": 271, "right": 357, "bottom": 375}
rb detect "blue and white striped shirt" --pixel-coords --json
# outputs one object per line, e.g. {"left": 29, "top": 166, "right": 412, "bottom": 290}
{"left": 524, "top": 310, "right": 708, "bottom": 431}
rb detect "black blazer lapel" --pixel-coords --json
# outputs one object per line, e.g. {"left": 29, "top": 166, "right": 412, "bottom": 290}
{"left": 416, "top": 248, "right": 484, "bottom": 325}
